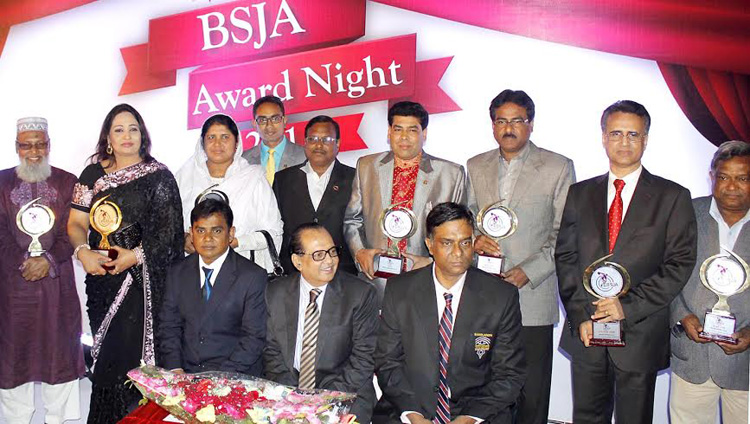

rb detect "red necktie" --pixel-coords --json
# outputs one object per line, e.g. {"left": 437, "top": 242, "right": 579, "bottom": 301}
{"left": 608, "top": 179, "right": 626, "bottom": 253}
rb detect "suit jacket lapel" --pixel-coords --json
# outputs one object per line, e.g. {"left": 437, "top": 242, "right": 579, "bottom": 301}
{"left": 201, "top": 251, "right": 239, "bottom": 325}
{"left": 614, "top": 170, "right": 655, "bottom": 251}
{"left": 317, "top": 160, "right": 345, "bottom": 215}
{"left": 449, "top": 271, "right": 478, "bottom": 374}
{"left": 480, "top": 150, "right": 501, "bottom": 206}
{"left": 590, "top": 173, "right": 609, "bottom": 255}
{"left": 413, "top": 153, "right": 437, "bottom": 215}
{"left": 291, "top": 163, "right": 316, "bottom": 217}
{"left": 415, "top": 268, "right": 439, "bottom": 381}
{"left": 186, "top": 255, "right": 204, "bottom": 314}
{"left": 509, "top": 143, "right": 541, "bottom": 209}
{"left": 378, "top": 152, "right": 395, "bottom": 208}
{"left": 318, "top": 274, "right": 342, "bottom": 364}
{"left": 284, "top": 275, "right": 301, "bottom": 373}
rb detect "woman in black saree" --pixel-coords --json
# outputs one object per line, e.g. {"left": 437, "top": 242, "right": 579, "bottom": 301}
{"left": 67, "top": 104, "right": 183, "bottom": 422}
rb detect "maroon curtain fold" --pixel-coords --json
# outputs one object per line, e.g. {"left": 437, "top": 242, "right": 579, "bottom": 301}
{"left": 660, "top": 63, "right": 750, "bottom": 146}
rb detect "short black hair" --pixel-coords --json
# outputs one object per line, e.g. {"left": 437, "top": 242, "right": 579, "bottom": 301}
{"left": 711, "top": 140, "right": 750, "bottom": 174}
{"left": 253, "top": 95, "right": 285, "bottom": 117}
{"left": 426, "top": 202, "right": 474, "bottom": 238}
{"left": 388, "top": 101, "right": 429, "bottom": 129}
{"left": 201, "top": 114, "right": 239, "bottom": 143}
{"left": 489, "top": 89, "right": 535, "bottom": 122}
{"left": 289, "top": 222, "right": 327, "bottom": 256}
{"left": 600, "top": 100, "right": 651, "bottom": 133}
{"left": 304, "top": 115, "right": 340, "bottom": 139}
{"left": 190, "top": 199, "right": 234, "bottom": 228}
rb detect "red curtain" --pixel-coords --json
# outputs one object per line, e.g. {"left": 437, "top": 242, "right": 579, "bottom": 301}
{"left": 373, "top": 0, "right": 750, "bottom": 144}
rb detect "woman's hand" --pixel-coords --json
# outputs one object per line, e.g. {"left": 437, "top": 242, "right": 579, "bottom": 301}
{"left": 78, "top": 248, "right": 109, "bottom": 276}
{"left": 106, "top": 246, "right": 138, "bottom": 275}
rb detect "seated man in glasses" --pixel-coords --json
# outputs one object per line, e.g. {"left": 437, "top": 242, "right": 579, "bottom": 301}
{"left": 159, "top": 199, "right": 268, "bottom": 376}
{"left": 241, "top": 95, "right": 306, "bottom": 185}
{"left": 264, "top": 223, "right": 378, "bottom": 422}
{"left": 273, "top": 115, "right": 357, "bottom": 275}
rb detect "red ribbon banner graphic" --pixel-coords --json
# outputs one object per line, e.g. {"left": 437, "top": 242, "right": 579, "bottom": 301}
{"left": 241, "top": 113, "right": 368, "bottom": 152}
{"left": 120, "top": 0, "right": 366, "bottom": 95}
{"left": 188, "top": 33, "right": 460, "bottom": 129}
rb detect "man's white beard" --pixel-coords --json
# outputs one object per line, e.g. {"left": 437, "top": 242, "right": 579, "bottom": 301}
{"left": 16, "top": 156, "right": 52, "bottom": 183}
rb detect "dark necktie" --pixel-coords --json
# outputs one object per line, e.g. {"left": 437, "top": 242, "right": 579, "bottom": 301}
{"left": 202, "top": 267, "right": 214, "bottom": 301}
{"left": 608, "top": 179, "right": 626, "bottom": 253}
{"left": 299, "top": 288, "right": 322, "bottom": 389}
{"left": 435, "top": 293, "right": 454, "bottom": 424}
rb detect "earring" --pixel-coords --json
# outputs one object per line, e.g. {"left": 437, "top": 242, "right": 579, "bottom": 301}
{"left": 106, "top": 143, "right": 113, "bottom": 155}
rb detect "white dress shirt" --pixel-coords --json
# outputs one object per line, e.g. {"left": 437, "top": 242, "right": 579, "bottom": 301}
{"left": 607, "top": 166, "right": 643, "bottom": 222}
{"left": 301, "top": 161, "right": 335, "bottom": 210}
{"left": 401, "top": 266, "right": 482, "bottom": 423}
{"left": 198, "top": 247, "right": 230, "bottom": 289}
{"left": 293, "top": 275, "right": 328, "bottom": 371}
{"left": 709, "top": 197, "right": 750, "bottom": 251}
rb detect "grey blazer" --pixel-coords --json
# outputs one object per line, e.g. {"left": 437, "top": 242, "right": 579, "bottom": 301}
{"left": 241, "top": 139, "right": 306, "bottom": 171}
{"left": 670, "top": 195, "right": 750, "bottom": 391}
{"left": 344, "top": 151, "right": 467, "bottom": 258}
{"left": 467, "top": 142, "right": 575, "bottom": 326}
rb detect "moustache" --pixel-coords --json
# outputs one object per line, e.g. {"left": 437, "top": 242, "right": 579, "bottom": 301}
{"left": 502, "top": 134, "right": 517, "bottom": 139}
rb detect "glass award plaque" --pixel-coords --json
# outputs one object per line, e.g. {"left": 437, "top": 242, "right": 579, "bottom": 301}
{"left": 583, "top": 254, "right": 631, "bottom": 347}
{"left": 89, "top": 195, "right": 122, "bottom": 270}
{"left": 16, "top": 197, "right": 55, "bottom": 257}
{"left": 475, "top": 202, "right": 517, "bottom": 276}
{"left": 698, "top": 249, "right": 750, "bottom": 344}
{"left": 373, "top": 205, "right": 417, "bottom": 278}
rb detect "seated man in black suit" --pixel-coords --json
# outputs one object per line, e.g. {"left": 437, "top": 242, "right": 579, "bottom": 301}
{"left": 158, "top": 199, "right": 267, "bottom": 375}
{"left": 375, "top": 202, "right": 526, "bottom": 424}
{"left": 273, "top": 115, "right": 357, "bottom": 275}
{"left": 264, "top": 223, "right": 378, "bottom": 422}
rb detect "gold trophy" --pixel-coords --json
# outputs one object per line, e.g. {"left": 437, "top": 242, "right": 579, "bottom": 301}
{"left": 89, "top": 195, "right": 122, "bottom": 270}
{"left": 475, "top": 201, "right": 517, "bottom": 276}
{"left": 583, "top": 254, "right": 631, "bottom": 347}
{"left": 16, "top": 197, "right": 55, "bottom": 257}
{"left": 373, "top": 204, "right": 417, "bottom": 278}
{"left": 698, "top": 249, "right": 750, "bottom": 344}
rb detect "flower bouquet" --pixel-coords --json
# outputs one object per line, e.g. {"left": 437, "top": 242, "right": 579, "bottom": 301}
{"left": 127, "top": 364, "right": 357, "bottom": 423}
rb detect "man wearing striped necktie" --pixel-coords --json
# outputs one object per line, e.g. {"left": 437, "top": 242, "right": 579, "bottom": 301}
{"left": 264, "top": 223, "right": 379, "bottom": 422}
{"left": 375, "top": 202, "right": 526, "bottom": 424}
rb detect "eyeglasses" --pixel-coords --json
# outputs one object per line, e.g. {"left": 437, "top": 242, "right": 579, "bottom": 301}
{"left": 297, "top": 246, "right": 340, "bottom": 262}
{"left": 493, "top": 118, "right": 530, "bottom": 127}
{"left": 254, "top": 115, "right": 284, "bottom": 126}
{"left": 16, "top": 141, "right": 49, "bottom": 151}
{"left": 305, "top": 136, "right": 337, "bottom": 145}
{"left": 607, "top": 131, "right": 645, "bottom": 142}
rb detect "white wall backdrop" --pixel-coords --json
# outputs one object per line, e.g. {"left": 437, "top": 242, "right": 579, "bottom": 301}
{"left": 0, "top": 1, "right": 718, "bottom": 422}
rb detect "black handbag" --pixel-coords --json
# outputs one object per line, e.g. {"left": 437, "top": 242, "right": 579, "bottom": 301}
{"left": 249, "top": 230, "right": 284, "bottom": 280}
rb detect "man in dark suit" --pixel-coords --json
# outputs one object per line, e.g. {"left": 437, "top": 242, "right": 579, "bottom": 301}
{"left": 273, "top": 115, "right": 356, "bottom": 275}
{"left": 555, "top": 100, "right": 697, "bottom": 423}
{"left": 375, "top": 202, "right": 526, "bottom": 424}
{"left": 264, "top": 223, "right": 378, "bottom": 422}
{"left": 159, "top": 199, "right": 267, "bottom": 376}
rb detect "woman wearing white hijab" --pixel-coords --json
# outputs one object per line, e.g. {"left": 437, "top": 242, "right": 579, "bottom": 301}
{"left": 175, "top": 114, "right": 282, "bottom": 272}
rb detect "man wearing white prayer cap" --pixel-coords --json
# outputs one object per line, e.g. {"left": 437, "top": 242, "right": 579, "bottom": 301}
{"left": 0, "top": 117, "right": 84, "bottom": 424}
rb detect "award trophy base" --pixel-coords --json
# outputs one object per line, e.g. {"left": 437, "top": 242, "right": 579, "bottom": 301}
{"left": 477, "top": 254, "right": 504, "bottom": 277}
{"left": 699, "top": 310, "right": 738, "bottom": 344}
{"left": 591, "top": 321, "right": 625, "bottom": 347}
{"left": 92, "top": 249, "right": 118, "bottom": 271}
{"left": 374, "top": 254, "right": 405, "bottom": 279}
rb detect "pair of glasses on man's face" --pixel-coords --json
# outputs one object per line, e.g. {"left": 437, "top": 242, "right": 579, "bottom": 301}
{"left": 16, "top": 141, "right": 49, "bottom": 151}
{"left": 297, "top": 246, "right": 340, "bottom": 261}
{"left": 255, "top": 115, "right": 284, "bottom": 126}
{"left": 305, "top": 136, "right": 337, "bottom": 145}
{"left": 493, "top": 118, "right": 530, "bottom": 127}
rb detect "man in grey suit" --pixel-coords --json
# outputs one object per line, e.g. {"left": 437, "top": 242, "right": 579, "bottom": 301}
{"left": 344, "top": 101, "right": 467, "bottom": 300}
{"left": 241, "top": 95, "right": 306, "bottom": 185}
{"left": 264, "top": 223, "right": 378, "bottom": 422}
{"left": 468, "top": 90, "right": 575, "bottom": 424}
{"left": 670, "top": 140, "right": 750, "bottom": 423}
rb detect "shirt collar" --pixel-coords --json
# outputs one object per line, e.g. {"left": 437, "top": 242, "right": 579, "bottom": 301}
{"left": 431, "top": 264, "right": 468, "bottom": 296}
{"left": 709, "top": 197, "right": 750, "bottom": 229}
{"left": 608, "top": 165, "right": 642, "bottom": 187}
{"left": 300, "top": 274, "right": 328, "bottom": 295}
{"left": 302, "top": 160, "right": 336, "bottom": 178}
{"left": 261, "top": 136, "right": 288, "bottom": 154}
{"left": 499, "top": 140, "right": 531, "bottom": 164}
{"left": 199, "top": 247, "right": 230, "bottom": 271}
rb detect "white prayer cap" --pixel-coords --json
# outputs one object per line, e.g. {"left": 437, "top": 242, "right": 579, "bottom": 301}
{"left": 16, "top": 117, "right": 48, "bottom": 134}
